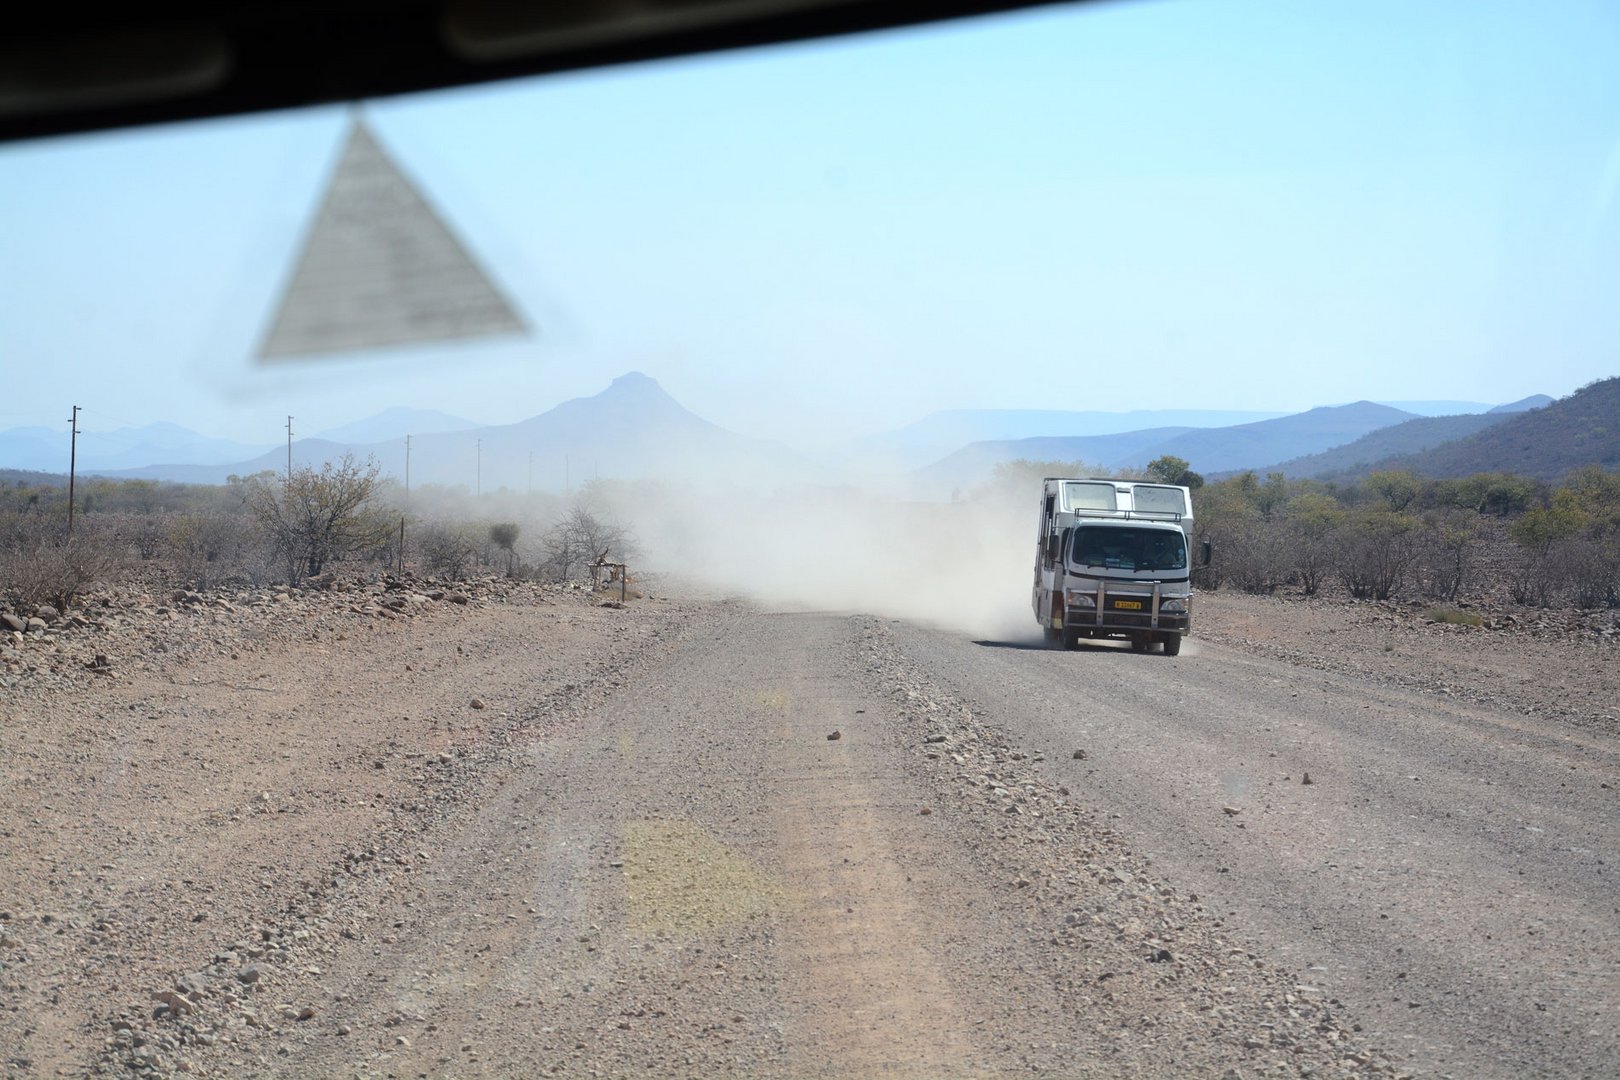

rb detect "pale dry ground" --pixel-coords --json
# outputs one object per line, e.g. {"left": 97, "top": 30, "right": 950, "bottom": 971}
{"left": 0, "top": 583, "right": 1615, "bottom": 1080}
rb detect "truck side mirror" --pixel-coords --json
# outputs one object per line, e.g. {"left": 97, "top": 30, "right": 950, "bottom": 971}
{"left": 1201, "top": 540, "right": 1213, "bottom": 567}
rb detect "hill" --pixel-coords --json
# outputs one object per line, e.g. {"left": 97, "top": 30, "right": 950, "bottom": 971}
{"left": 1257, "top": 413, "right": 1514, "bottom": 480}
{"left": 916, "top": 427, "right": 1198, "bottom": 491}
{"left": 853, "top": 408, "right": 1285, "bottom": 468}
{"left": 1489, "top": 394, "right": 1554, "bottom": 414}
{"left": 96, "top": 373, "right": 804, "bottom": 491}
{"left": 1129, "top": 401, "right": 1417, "bottom": 474}
{"left": 315, "top": 407, "right": 476, "bottom": 443}
{"left": 0, "top": 422, "right": 270, "bottom": 474}
{"left": 915, "top": 401, "right": 1418, "bottom": 491}
{"left": 1374, "top": 377, "right": 1619, "bottom": 480}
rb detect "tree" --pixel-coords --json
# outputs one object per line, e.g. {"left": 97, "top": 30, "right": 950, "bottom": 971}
{"left": 489, "top": 522, "right": 521, "bottom": 575}
{"left": 1365, "top": 470, "right": 1421, "bottom": 512}
{"left": 539, "top": 503, "right": 629, "bottom": 582}
{"left": 1146, "top": 455, "right": 1204, "bottom": 489}
{"left": 1282, "top": 492, "right": 1343, "bottom": 596}
{"left": 1334, "top": 511, "right": 1417, "bottom": 600}
{"left": 243, "top": 455, "right": 391, "bottom": 584}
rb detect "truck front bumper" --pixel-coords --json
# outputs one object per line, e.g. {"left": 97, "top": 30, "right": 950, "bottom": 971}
{"left": 1063, "top": 608, "right": 1189, "bottom": 635}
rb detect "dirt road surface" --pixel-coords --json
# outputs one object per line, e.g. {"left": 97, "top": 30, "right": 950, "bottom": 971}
{"left": 2, "top": 583, "right": 1616, "bottom": 1079}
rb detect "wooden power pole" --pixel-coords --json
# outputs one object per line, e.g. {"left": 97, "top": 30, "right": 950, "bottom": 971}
{"left": 66, "top": 405, "right": 80, "bottom": 538}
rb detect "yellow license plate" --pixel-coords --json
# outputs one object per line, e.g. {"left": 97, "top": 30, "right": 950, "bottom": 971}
{"left": 1113, "top": 600, "right": 1142, "bottom": 610}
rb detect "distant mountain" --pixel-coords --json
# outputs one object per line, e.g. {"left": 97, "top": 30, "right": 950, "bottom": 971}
{"left": 1256, "top": 413, "right": 1514, "bottom": 480}
{"left": 1488, "top": 394, "right": 1553, "bottom": 414}
{"left": 917, "top": 427, "right": 1199, "bottom": 492}
{"left": 108, "top": 439, "right": 356, "bottom": 484}
{"left": 1368, "top": 378, "right": 1618, "bottom": 481}
{"left": 0, "top": 421, "right": 271, "bottom": 473}
{"left": 915, "top": 401, "right": 1418, "bottom": 491}
{"left": 315, "top": 407, "right": 476, "bottom": 444}
{"left": 1372, "top": 400, "right": 1493, "bottom": 416}
{"left": 853, "top": 407, "right": 1287, "bottom": 469}
{"left": 100, "top": 372, "right": 805, "bottom": 491}
{"left": 1127, "top": 401, "right": 1417, "bottom": 474}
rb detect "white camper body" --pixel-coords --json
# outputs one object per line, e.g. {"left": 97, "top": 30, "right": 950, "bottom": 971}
{"left": 1031, "top": 478, "right": 1199, "bottom": 655}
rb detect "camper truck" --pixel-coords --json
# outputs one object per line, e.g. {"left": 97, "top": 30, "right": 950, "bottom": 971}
{"left": 1032, "top": 478, "right": 1207, "bottom": 655}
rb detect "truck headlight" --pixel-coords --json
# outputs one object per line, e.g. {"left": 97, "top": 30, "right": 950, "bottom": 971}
{"left": 1160, "top": 598, "right": 1187, "bottom": 614}
{"left": 1066, "top": 592, "right": 1096, "bottom": 609}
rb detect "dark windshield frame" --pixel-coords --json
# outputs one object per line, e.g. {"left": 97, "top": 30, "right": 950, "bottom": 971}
{"left": 1069, "top": 526, "right": 1187, "bottom": 574}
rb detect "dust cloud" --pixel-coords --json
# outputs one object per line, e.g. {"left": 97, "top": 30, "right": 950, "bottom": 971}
{"left": 598, "top": 481, "right": 1042, "bottom": 642}
{"left": 394, "top": 460, "right": 1048, "bottom": 642}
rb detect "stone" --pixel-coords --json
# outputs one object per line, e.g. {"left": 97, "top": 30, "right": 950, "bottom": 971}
{"left": 25, "top": 618, "right": 47, "bottom": 634}
{"left": 154, "top": 990, "right": 191, "bottom": 1017}
{"left": 1302, "top": 772, "right": 1314, "bottom": 785}
{"left": 35, "top": 604, "right": 60, "bottom": 621}
{"left": 826, "top": 731, "right": 842, "bottom": 741}
{"left": 236, "top": 964, "right": 263, "bottom": 985}
{"left": 1072, "top": 749, "right": 1087, "bottom": 760}
{"left": 1222, "top": 806, "right": 1241, "bottom": 816}
{"left": 0, "top": 613, "right": 24, "bottom": 633}
{"left": 470, "top": 698, "right": 486, "bottom": 710}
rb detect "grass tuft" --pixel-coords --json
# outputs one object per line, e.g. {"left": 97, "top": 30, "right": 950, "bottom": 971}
{"left": 1424, "top": 606, "right": 1484, "bottom": 627}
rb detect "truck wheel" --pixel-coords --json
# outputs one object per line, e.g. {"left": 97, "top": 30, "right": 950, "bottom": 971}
{"left": 1062, "top": 627, "right": 1081, "bottom": 650}
{"left": 1130, "top": 635, "right": 1150, "bottom": 653}
{"left": 1043, "top": 626, "right": 1061, "bottom": 645}
{"left": 1162, "top": 634, "right": 1183, "bottom": 657}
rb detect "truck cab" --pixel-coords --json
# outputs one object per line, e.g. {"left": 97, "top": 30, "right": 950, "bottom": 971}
{"left": 1031, "top": 478, "right": 1203, "bottom": 655}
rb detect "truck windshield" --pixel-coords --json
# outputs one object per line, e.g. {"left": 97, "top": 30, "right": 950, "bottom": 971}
{"left": 1071, "top": 527, "right": 1187, "bottom": 572}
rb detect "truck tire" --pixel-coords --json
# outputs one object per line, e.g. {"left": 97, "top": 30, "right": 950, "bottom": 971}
{"left": 1130, "top": 635, "right": 1151, "bottom": 653}
{"left": 1043, "top": 626, "right": 1061, "bottom": 645}
{"left": 1062, "top": 626, "right": 1081, "bottom": 650}
{"left": 1161, "top": 634, "right": 1183, "bottom": 657}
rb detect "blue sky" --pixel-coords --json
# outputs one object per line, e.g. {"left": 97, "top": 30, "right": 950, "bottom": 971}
{"left": 1, "top": 0, "right": 1617, "bottom": 448}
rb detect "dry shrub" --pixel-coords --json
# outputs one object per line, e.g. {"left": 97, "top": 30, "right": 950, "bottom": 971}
{"left": 0, "top": 515, "right": 122, "bottom": 612}
{"left": 416, "top": 521, "right": 480, "bottom": 580}
{"left": 1334, "top": 511, "right": 1417, "bottom": 601}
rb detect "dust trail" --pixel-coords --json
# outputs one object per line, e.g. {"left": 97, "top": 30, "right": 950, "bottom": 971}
{"left": 598, "top": 482, "right": 1037, "bottom": 640}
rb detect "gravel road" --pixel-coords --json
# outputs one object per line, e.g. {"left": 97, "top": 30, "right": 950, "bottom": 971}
{"left": 885, "top": 609, "right": 1620, "bottom": 1080}
{"left": 4, "top": 584, "right": 1616, "bottom": 1079}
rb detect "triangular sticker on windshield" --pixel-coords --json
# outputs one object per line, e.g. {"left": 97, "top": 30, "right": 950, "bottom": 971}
{"left": 258, "top": 117, "right": 527, "bottom": 360}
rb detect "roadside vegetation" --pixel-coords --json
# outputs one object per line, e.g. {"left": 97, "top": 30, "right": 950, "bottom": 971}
{"left": 0, "top": 463, "right": 635, "bottom": 613}
{"left": 986, "top": 458, "right": 1620, "bottom": 611}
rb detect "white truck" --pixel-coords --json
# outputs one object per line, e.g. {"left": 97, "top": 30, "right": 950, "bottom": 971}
{"left": 1032, "top": 477, "right": 1208, "bottom": 655}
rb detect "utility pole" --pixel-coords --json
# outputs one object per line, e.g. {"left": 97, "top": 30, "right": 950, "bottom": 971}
{"left": 476, "top": 438, "right": 482, "bottom": 498}
{"left": 66, "top": 405, "right": 80, "bottom": 538}
{"left": 401, "top": 434, "right": 411, "bottom": 577}
{"left": 285, "top": 415, "right": 294, "bottom": 481}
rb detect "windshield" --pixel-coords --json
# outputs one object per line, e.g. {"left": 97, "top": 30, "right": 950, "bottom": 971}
{"left": 2, "top": 4, "right": 1617, "bottom": 1080}
{"left": 1071, "top": 525, "right": 1187, "bottom": 572}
